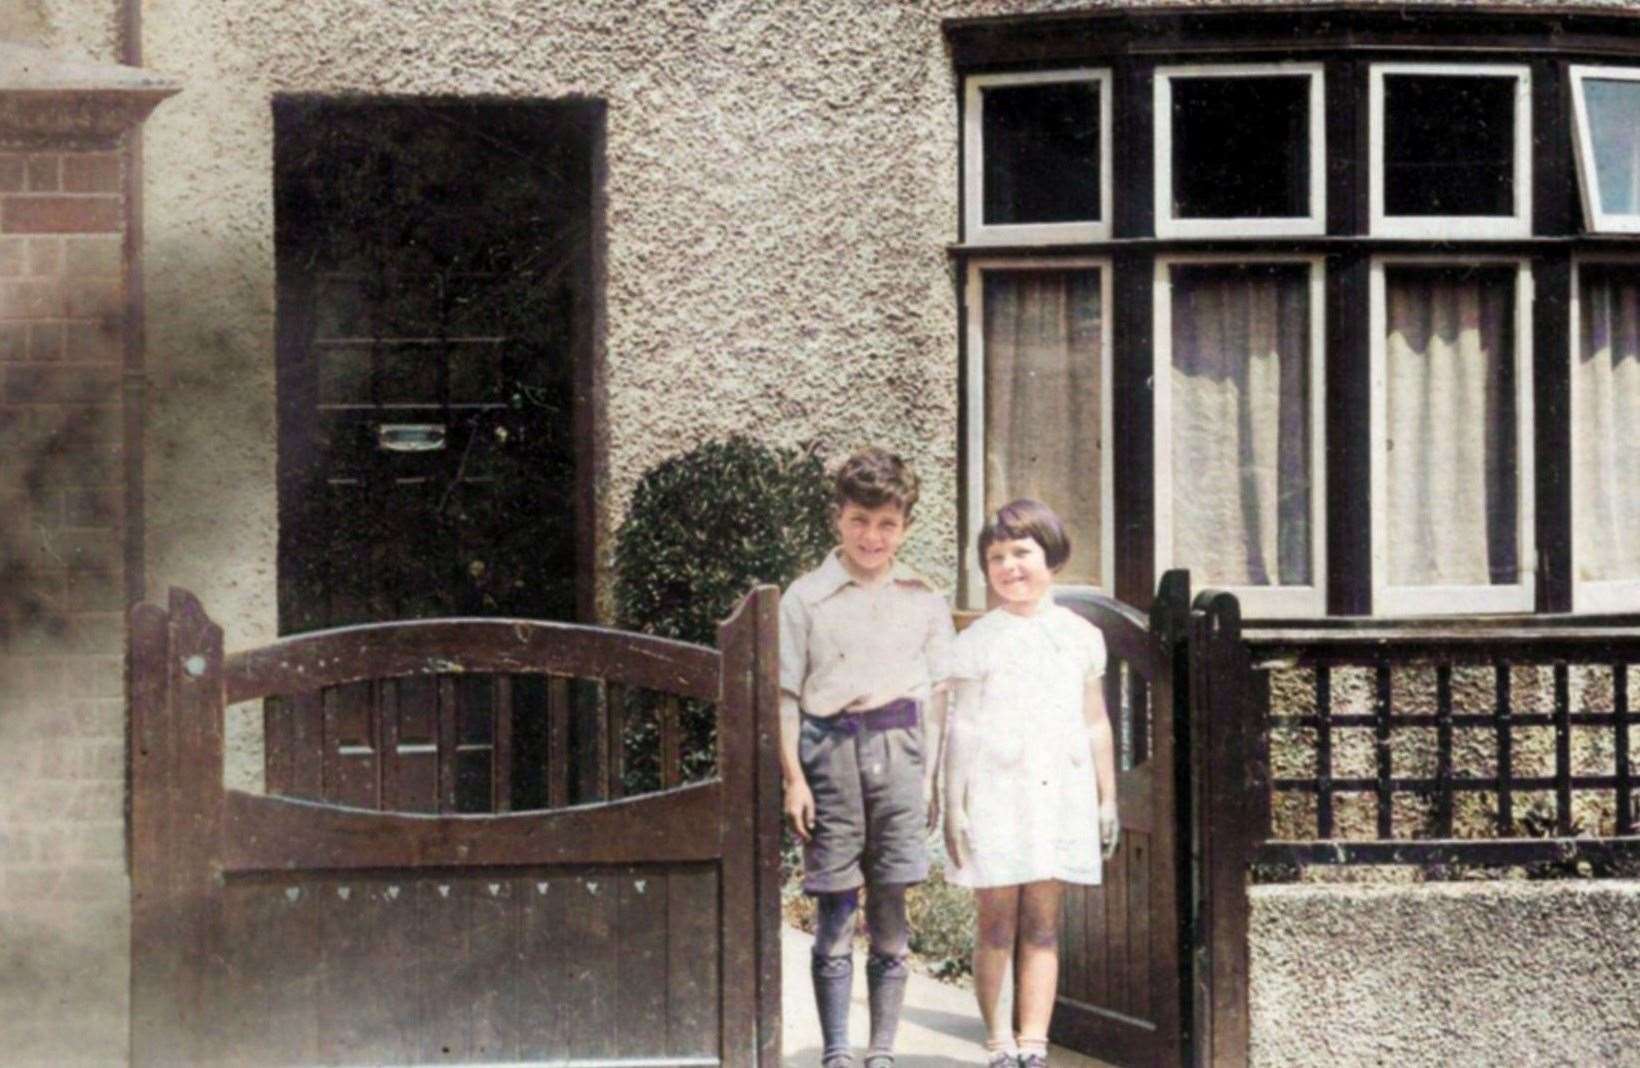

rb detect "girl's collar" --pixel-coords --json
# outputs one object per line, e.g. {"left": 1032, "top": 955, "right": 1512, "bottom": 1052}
{"left": 997, "top": 593, "right": 1056, "bottom": 619}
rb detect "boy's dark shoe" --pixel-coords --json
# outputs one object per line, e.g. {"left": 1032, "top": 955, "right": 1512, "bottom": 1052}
{"left": 821, "top": 1055, "right": 854, "bottom": 1068}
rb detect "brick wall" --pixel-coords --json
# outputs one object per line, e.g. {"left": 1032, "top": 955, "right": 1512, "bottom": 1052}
{"left": 0, "top": 146, "right": 130, "bottom": 1066}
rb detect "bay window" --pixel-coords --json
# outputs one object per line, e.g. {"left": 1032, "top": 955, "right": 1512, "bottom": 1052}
{"left": 950, "top": 8, "right": 1640, "bottom": 617}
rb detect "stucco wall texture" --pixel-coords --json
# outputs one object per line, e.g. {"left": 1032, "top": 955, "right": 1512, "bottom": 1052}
{"left": 1250, "top": 880, "right": 1640, "bottom": 1066}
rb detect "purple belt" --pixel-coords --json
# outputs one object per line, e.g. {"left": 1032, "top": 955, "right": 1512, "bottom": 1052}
{"left": 809, "top": 698, "right": 920, "bottom": 736}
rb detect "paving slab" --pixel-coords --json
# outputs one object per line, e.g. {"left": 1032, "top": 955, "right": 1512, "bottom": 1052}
{"left": 781, "top": 925, "right": 1116, "bottom": 1067}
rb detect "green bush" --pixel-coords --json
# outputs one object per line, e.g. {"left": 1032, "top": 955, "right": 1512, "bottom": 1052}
{"left": 613, "top": 435, "right": 833, "bottom": 787}
{"left": 615, "top": 435, "right": 833, "bottom": 644}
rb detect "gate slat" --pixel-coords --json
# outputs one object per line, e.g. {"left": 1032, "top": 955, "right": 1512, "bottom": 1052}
{"left": 494, "top": 676, "right": 514, "bottom": 812}
{"left": 661, "top": 695, "right": 682, "bottom": 789}
{"left": 667, "top": 867, "right": 720, "bottom": 1060}
{"left": 417, "top": 878, "right": 473, "bottom": 1062}
{"left": 518, "top": 876, "right": 571, "bottom": 1059}
{"left": 471, "top": 879, "right": 519, "bottom": 1060}
{"left": 439, "top": 675, "right": 459, "bottom": 813}
{"left": 564, "top": 876, "right": 617, "bottom": 1057}
{"left": 548, "top": 676, "right": 571, "bottom": 808}
{"left": 223, "top": 881, "right": 320, "bottom": 1065}
{"left": 607, "top": 682, "right": 627, "bottom": 800}
{"left": 616, "top": 874, "right": 669, "bottom": 1057}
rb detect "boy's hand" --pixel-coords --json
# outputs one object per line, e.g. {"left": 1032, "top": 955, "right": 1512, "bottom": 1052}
{"left": 1099, "top": 801, "right": 1120, "bottom": 860}
{"left": 784, "top": 778, "right": 816, "bottom": 842}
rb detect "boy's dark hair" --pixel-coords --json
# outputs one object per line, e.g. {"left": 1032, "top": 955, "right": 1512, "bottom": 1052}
{"left": 976, "top": 498, "right": 1071, "bottom": 571}
{"left": 833, "top": 447, "right": 920, "bottom": 520}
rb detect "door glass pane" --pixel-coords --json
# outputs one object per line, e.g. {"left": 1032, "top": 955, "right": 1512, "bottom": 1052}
{"left": 1383, "top": 267, "right": 1519, "bottom": 587}
{"left": 1384, "top": 75, "right": 1517, "bottom": 217}
{"left": 1583, "top": 78, "right": 1640, "bottom": 217}
{"left": 1169, "top": 263, "right": 1313, "bottom": 587}
{"left": 982, "top": 81, "right": 1102, "bottom": 225}
{"left": 981, "top": 267, "right": 1103, "bottom": 586}
{"left": 1171, "top": 75, "right": 1311, "bottom": 219}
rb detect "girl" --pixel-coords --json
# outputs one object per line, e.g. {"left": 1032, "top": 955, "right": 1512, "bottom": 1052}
{"left": 941, "top": 499, "right": 1120, "bottom": 1068}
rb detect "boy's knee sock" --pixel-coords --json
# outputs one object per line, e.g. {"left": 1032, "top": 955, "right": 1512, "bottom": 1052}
{"left": 812, "top": 951, "right": 854, "bottom": 1060}
{"left": 864, "top": 951, "right": 910, "bottom": 1060}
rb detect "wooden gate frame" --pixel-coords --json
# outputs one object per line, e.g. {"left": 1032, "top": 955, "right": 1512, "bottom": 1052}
{"left": 129, "top": 586, "right": 783, "bottom": 1066}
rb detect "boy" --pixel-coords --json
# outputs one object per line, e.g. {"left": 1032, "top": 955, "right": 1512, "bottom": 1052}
{"left": 779, "top": 447, "right": 954, "bottom": 1068}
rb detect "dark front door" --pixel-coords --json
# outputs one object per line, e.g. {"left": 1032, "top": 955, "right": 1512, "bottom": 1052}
{"left": 1051, "top": 575, "right": 1189, "bottom": 1067}
{"left": 274, "top": 98, "right": 597, "bottom": 635}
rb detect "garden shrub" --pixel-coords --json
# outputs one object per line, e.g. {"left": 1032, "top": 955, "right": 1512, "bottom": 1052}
{"left": 613, "top": 435, "right": 833, "bottom": 786}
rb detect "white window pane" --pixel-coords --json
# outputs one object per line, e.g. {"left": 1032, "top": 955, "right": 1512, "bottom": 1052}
{"left": 982, "top": 268, "right": 1103, "bottom": 586}
{"left": 1169, "top": 264, "right": 1313, "bottom": 587}
{"left": 1584, "top": 79, "right": 1640, "bottom": 218}
{"left": 1171, "top": 76, "right": 1310, "bottom": 219}
{"left": 1384, "top": 268, "right": 1520, "bottom": 587}
{"left": 1575, "top": 266, "right": 1640, "bottom": 586}
{"left": 982, "top": 81, "right": 1102, "bottom": 226}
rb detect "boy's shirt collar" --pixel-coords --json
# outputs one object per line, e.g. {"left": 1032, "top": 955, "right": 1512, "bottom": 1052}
{"left": 799, "top": 548, "right": 931, "bottom": 606}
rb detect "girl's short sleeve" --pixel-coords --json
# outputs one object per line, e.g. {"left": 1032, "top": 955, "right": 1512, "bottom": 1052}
{"left": 1084, "top": 619, "right": 1108, "bottom": 680}
{"left": 946, "top": 626, "right": 985, "bottom": 682}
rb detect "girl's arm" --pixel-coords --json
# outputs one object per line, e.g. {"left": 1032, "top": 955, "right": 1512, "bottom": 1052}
{"left": 1084, "top": 676, "right": 1120, "bottom": 857}
{"left": 942, "top": 679, "right": 979, "bottom": 867}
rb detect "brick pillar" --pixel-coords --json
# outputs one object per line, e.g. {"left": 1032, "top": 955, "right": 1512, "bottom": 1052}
{"left": 0, "top": 43, "right": 178, "bottom": 1067}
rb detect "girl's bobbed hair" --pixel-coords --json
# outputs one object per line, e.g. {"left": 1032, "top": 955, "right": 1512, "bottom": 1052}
{"left": 976, "top": 498, "right": 1071, "bottom": 572}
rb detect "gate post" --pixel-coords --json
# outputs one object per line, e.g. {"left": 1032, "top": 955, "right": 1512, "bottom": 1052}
{"left": 1152, "top": 569, "right": 1192, "bottom": 1068}
{"left": 1188, "top": 590, "right": 1263, "bottom": 1068}
{"left": 129, "top": 589, "right": 226, "bottom": 1066}
{"left": 717, "top": 585, "right": 783, "bottom": 1067}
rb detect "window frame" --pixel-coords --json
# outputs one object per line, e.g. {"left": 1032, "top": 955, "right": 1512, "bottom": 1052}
{"left": 1569, "top": 65, "right": 1640, "bottom": 235}
{"left": 1368, "top": 62, "right": 1534, "bottom": 239}
{"left": 962, "top": 69, "right": 1113, "bottom": 247}
{"left": 1152, "top": 253, "right": 1329, "bottom": 619}
{"left": 1569, "top": 255, "right": 1640, "bottom": 613}
{"left": 1152, "top": 62, "right": 1327, "bottom": 239}
{"left": 1368, "top": 255, "right": 1537, "bottom": 616}
{"left": 963, "top": 256, "right": 1116, "bottom": 608}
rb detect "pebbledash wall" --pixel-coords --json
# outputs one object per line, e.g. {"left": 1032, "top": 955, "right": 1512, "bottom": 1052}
{"left": 4, "top": 1, "right": 1640, "bottom": 1065}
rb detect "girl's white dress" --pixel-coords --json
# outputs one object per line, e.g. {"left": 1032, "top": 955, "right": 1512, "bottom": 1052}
{"left": 945, "top": 601, "right": 1106, "bottom": 888}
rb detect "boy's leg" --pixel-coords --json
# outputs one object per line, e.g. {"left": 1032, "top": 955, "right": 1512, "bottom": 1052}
{"left": 801, "top": 716, "right": 869, "bottom": 1065}
{"left": 857, "top": 722, "right": 931, "bottom": 1066}
{"left": 1014, "top": 879, "right": 1065, "bottom": 1060}
{"left": 813, "top": 889, "right": 861, "bottom": 1065}
{"left": 863, "top": 882, "right": 911, "bottom": 1065}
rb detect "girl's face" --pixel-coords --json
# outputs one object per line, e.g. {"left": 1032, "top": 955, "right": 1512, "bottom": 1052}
{"left": 983, "top": 536, "right": 1054, "bottom": 612}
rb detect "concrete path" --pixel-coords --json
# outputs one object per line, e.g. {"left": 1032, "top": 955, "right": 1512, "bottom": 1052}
{"left": 781, "top": 925, "right": 1115, "bottom": 1067}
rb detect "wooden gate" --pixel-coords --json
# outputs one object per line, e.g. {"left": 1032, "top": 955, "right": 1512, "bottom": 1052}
{"left": 1049, "top": 572, "right": 1190, "bottom": 1067}
{"left": 129, "top": 586, "right": 782, "bottom": 1067}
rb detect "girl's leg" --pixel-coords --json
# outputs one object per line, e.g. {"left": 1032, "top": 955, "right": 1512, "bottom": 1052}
{"left": 1014, "top": 879, "right": 1065, "bottom": 1060}
{"left": 863, "top": 883, "right": 911, "bottom": 1064}
{"left": 973, "top": 886, "right": 1021, "bottom": 1056}
{"left": 812, "top": 889, "right": 861, "bottom": 1064}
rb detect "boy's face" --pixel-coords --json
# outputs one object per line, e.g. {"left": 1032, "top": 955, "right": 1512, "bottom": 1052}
{"left": 834, "top": 500, "right": 910, "bottom": 581}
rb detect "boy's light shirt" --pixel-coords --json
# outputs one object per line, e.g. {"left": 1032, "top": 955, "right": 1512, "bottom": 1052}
{"left": 779, "top": 549, "right": 955, "bottom": 718}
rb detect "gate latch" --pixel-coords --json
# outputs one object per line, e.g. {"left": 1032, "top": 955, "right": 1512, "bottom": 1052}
{"left": 377, "top": 423, "right": 447, "bottom": 452}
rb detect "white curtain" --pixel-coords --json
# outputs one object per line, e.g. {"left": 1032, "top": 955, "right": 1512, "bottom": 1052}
{"left": 1384, "top": 268, "right": 1518, "bottom": 588}
{"left": 983, "top": 269, "right": 1103, "bottom": 586}
{"left": 1170, "top": 265, "right": 1311, "bottom": 587}
{"left": 1574, "top": 267, "right": 1640, "bottom": 586}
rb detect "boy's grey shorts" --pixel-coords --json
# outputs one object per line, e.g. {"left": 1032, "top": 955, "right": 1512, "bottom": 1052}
{"left": 798, "top": 709, "right": 930, "bottom": 895}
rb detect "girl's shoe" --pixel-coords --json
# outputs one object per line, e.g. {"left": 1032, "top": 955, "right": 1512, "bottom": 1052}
{"left": 986, "top": 1052, "right": 1017, "bottom": 1068}
{"left": 1017, "top": 1054, "right": 1049, "bottom": 1068}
